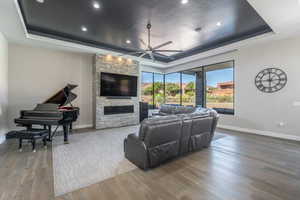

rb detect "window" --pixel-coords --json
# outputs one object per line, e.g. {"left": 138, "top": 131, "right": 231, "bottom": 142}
{"left": 205, "top": 61, "right": 234, "bottom": 114}
{"left": 141, "top": 72, "right": 165, "bottom": 109}
{"left": 153, "top": 73, "right": 164, "bottom": 108}
{"left": 165, "top": 73, "right": 181, "bottom": 105}
{"left": 141, "top": 72, "right": 154, "bottom": 109}
{"left": 181, "top": 72, "right": 196, "bottom": 106}
{"left": 141, "top": 61, "right": 234, "bottom": 114}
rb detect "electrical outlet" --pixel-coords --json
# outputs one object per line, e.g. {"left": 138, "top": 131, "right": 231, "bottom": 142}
{"left": 278, "top": 122, "right": 285, "bottom": 127}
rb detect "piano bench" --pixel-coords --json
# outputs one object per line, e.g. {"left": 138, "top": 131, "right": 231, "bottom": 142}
{"left": 17, "top": 129, "right": 49, "bottom": 152}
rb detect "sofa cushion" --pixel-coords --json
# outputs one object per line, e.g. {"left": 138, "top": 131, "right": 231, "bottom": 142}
{"left": 148, "top": 140, "right": 179, "bottom": 167}
{"left": 159, "top": 104, "right": 176, "bottom": 115}
{"left": 138, "top": 115, "right": 180, "bottom": 141}
{"left": 189, "top": 132, "right": 211, "bottom": 151}
{"left": 173, "top": 106, "right": 196, "bottom": 114}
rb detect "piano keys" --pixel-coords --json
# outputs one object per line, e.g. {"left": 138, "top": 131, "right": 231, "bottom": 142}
{"left": 14, "top": 84, "right": 80, "bottom": 143}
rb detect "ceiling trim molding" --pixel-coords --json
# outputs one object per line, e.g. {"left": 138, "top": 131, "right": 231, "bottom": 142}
{"left": 14, "top": 0, "right": 29, "bottom": 38}
{"left": 12, "top": 0, "right": 278, "bottom": 70}
{"left": 13, "top": 0, "right": 166, "bottom": 68}
{"left": 165, "top": 31, "right": 275, "bottom": 68}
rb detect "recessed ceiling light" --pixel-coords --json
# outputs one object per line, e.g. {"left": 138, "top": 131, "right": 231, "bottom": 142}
{"left": 126, "top": 40, "right": 131, "bottom": 44}
{"left": 36, "top": 0, "right": 44, "bottom": 3}
{"left": 93, "top": 2, "right": 100, "bottom": 9}
{"left": 106, "top": 54, "right": 112, "bottom": 60}
{"left": 181, "top": 0, "right": 189, "bottom": 4}
{"left": 81, "top": 26, "right": 88, "bottom": 32}
{"left": 216, "top": 22, "right": 222, "bottom": 27}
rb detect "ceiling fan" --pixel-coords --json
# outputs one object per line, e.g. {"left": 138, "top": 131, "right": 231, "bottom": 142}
{"left": 122, "top": 22, "right": 183, "bottom": 62}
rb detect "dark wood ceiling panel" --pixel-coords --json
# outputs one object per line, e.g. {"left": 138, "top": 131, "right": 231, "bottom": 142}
{"left": 18, "top": 0, "right": 272, "bottom": 62}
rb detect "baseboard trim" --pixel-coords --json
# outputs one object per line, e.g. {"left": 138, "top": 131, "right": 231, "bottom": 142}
{"left": 56, "top": 124, "right": 94, "bottom": 131}
{"left": 217, "top": 125, "right": 300, "bottom": 142}
{"left": 74, "top": 124, "right": 94, "bottom": 129}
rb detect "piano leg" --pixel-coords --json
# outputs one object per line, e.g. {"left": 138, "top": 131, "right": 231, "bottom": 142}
{"left": 63, "top": 125, "right": 69, "bottom": 144}
{"left": 47, "top": 125, "right": 52, "bottom": 141}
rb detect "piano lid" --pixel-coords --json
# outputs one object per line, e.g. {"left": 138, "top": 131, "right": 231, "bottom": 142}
{"left": 43, "top": 84, "right": 78, "bottom": 107}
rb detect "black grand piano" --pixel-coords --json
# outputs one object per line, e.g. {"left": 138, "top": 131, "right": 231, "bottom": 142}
{"left": 14, "top": 84, "right": 80, "bottom": 143}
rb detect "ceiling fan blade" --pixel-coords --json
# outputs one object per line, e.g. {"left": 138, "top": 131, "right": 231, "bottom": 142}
{"left": 139, "top": 52, "right": 148, "bottom": 58}
{"left": 153, "top": 41, "right": 173, "bottom": 50}
{"left": 150, "top": 52, "right": 155, "bottom": 62}
{"left": 118, "top": 51, "right": 143, "bottom": 57}
{"left": 155, "top": 50, "right": 183, "bottom": 53}
{"left": 139, "top": 39, "right": 148, "bottom": 48}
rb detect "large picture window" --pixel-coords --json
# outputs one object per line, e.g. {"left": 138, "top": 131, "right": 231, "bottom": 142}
{"left": 141, "top": 60, "right": 234, "bottom": 114}
{"left": 205, "top": 61, "right": 234, "bottom": 114}
{"left": 165, "top": 73, "right": 181, "bottom": 105}
{"left": 153, "top": 73, "right": 165, "bottom": 108}
{"left": 141, "top": 72, "right": 154, "bottom": 108}
{"left": 182, "top": 72, "right": 196, "bottom": 106}
{"left": 141, "top": 72, "right": 165, "bottom": 109}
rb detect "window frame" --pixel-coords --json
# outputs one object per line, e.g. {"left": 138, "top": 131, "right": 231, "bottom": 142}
{"left": 141, "top": 60, "right": 235, "bottom": 115}
{"left": 196, "top": 60, "right": 235, "bottom": 115}
{"left": 141, "top": 71, "right": 165, "bottom": 109}
{"left": 164, "top": 72, "right": 182, "bottom": 106}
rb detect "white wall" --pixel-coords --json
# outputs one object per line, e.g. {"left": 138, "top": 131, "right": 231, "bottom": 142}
{"left": 141, "top": 64, "right": 164, "bottom": 74}
{"left": 8, "top": 44, "right": 94, "bottom": 129}
{"left": 0, "top": 32, "right": 8, "bottom": 137}
{"left": 166, "top": 35, "right": 300, "bottom": 140}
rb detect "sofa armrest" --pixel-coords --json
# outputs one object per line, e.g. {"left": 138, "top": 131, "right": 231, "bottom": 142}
{"left": 124, "top": 134, "right": 149, "bottom": 170}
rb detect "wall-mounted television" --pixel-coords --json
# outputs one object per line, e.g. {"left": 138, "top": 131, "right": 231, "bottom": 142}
{"left": 100, "top": 72, "right": 138, "bottom": 97}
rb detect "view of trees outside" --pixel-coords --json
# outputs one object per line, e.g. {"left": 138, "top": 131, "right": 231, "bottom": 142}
{"left": 142, "top": 65, "right": 234, "bottom": 112}
{"left": 141, "top": 72, "right": 154, "bottom": 108}
{"left": 205, "top": 67, "right": 234, "bottom": 109}
{"left": 165, "top": 73, "right": 181, "bottom": 105}
{"left": 153, "top": 73, "right": 164, "bottom": 108}
{"left": 181, "top": 73, "right": 196, "bottom": 106}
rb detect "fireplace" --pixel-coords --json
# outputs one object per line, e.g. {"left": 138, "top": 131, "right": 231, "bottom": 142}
{"left": 104, "top": 105, "right": 134, "bottom": 115}
{"left": 94, "top": 55, "right": 140, "bottom": 129}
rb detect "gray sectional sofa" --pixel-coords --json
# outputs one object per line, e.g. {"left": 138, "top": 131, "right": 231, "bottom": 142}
{"left": 124, "top": 105, "right": 219, "bottom": 170}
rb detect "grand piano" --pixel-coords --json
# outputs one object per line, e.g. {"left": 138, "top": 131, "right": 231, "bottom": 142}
{"left": 14, "top": 84, "right": 80, "bottom": 143}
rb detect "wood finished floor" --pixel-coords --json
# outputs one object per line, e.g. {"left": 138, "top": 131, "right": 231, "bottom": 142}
{"left": 1, "top": 129, "right": 300, "bottom": 200}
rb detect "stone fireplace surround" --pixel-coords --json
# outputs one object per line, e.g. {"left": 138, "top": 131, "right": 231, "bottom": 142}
{"left": 93, "top": 55, "right": 140, "bottom": 129}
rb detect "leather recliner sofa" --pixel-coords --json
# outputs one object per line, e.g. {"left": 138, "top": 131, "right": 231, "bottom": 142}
{"left": 124, "top": 105, "right": 219, "bottom": 170}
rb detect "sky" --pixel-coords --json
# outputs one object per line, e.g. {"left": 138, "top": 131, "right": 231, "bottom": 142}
{"left": 142, "top": 68, "right": 233, "bottom": 87}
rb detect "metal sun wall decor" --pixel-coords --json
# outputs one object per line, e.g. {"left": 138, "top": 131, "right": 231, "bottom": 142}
{"left": 255, "top": 68, "right": 287, "bottom": 93}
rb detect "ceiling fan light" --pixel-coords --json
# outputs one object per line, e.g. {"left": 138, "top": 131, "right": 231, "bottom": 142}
{"left": 181, "top": 0, "right": 189, "bottom": 4}
{"left": 106, "top": 54, "right": 112, "bottom": 61}
{"left": 81, "top": 26, "right": 88, "bottom": 32}
{"left": 93, "top": 2, "right": 100, "bottom": 9}
{"left": 127, "top": 58, "right": 132, "bottom": 63}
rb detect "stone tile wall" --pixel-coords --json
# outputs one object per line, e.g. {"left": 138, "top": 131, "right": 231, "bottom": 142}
{"left": 94, "top": 55, "right": 140, "bottom": 129}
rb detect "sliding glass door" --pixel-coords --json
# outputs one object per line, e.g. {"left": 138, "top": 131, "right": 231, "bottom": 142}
{"left": 153, "top": 73, "right": 164, "bottom": 108}
{"left": 141, "top": 72, "right": 154, "bottom": 108}
{"left": 141, "top": 61, "right": 234, "bottom": 114}
{"left": 165, "top": 73, "right": 181, "bottom": 105}
{"left": 181, "top": 72, "right": 196, "bottom": 106}
{"left": 205, "top": 62, "right": 234, "bottom": 111}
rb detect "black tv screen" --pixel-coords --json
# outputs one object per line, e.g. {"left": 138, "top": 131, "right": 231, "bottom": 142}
{"left": 100, "top": 72, "right": 138, "bottom": 97}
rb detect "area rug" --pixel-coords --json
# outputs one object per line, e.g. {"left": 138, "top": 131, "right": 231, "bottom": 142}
{"left": 52, "top": 126, "right": 226, "bottom": 196}
{"left": 52, "top": 126, "right": 139, "bottom": 197}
